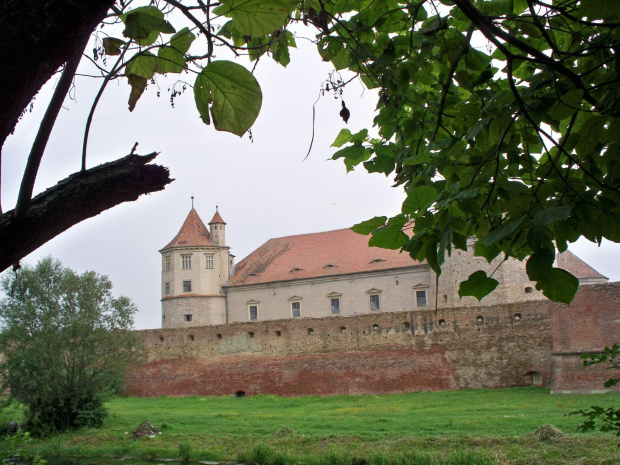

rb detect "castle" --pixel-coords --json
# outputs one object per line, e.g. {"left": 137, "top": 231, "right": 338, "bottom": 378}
{"left": 159, "top": 207, "right": 607, "bottom": 328}
{"left": 126, "top": 208, "right": 618, "bottom": 398}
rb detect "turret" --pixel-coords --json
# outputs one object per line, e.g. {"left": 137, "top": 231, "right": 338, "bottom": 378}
{"left": 209, "top": 207, "right": 226, "bottom": 246}
{"left": 159, "top": 206, "right": 231, "bottom": 328}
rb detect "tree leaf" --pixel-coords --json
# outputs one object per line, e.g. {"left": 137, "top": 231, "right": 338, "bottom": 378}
{"left": 533, "top": 205, "right": 571, "bottom": 226}
{"left": 548, "top": 89, "right": 583, "bottom": 121}
{"left": 157, "top": 47, "right": 185, "bottom": 74}
{"left": 122, "top": 7, "right": 175, "bottom": 46}
{"left": 458, "top": 270, "right": 499, "bottom": 301}
{"left": 369, "top": 225, "right": 409, "bottom": 250}
{"left": 194, "top": 73, "right": 211, "bottom": 125}
{"left": 194, "top": 60, "right": 262, "bottom": 136}
{"left": 332, "top": 129, "right": 352, "bottom": 147}
{"left": 402, "top": 186, "right": 437, "bottom": 214}
{"left": 102, "top": 38, "right": 125, "bottom": 56}
{"left": 481, "top": 217, "right": 525, "bottom": 247}
{"left": 127, "top": 75, "right": 148, "bottom": 112}
{"left": 536, "top": 268, "right": 579, "bottom": 304}
{"left": 351, "top": 216, "right": 388, "bottom": 235}
{"left": 213, "top": 0, "right": 294, "bottom": 37}
{"left": 170, "top": 27, "right": 196, "bottom": 54}
{"left": 126, "top": 51, "right": 157, "bottom": 79}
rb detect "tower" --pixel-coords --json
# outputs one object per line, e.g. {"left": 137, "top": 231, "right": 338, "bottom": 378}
{"left": 160, "top": 206, "right": 233, "bottom": 328}
{"left": 209, "top": 206, "right": 226, "bottom": 246}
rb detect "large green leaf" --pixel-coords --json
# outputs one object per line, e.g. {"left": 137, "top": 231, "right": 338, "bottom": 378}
{"left": 351, "top": 216, "right": 387, "bottom": 235}
{"left": 157, "top": 47, "right": 185, "bottom": 74}
{"left": 122, "top": 7, "right": 175, "bottom": 46}
{"left": 193, "top": 60, "right": 262, "bottom": 136}
{"left": 369, "top": 225, "right": 409, "bottom": 250}
{"left": 458, "top": 270, "right": 499, "bottom": 301}
{"left": 213, "top": 0, "right": 294, "bottom": 37}
{"left": 402, "top": 186, "right": 437, "bottom": 214}
{"left": 536, "top": 268, "right": 580, "bottom": 304}
{"left": 533, "top": 205, "right": 571, "bottom": 226}
{"left": 332, "top": 129, "right": 352, "bottom": 147}
{"left": 126, "top": 52, "right": 157, "bottom": 80}
{"left": 170, "top": 27, "right": 196, "bottom": 54}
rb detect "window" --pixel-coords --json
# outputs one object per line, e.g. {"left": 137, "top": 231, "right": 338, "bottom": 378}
{"left": 331, "top": 298, "right": 340, "bottom": 314}
{"left": 525, "top": 287, "right": 534, "bottom": 294}
{"left": 165, "top": 256, "right": 171, "bottom": 271}
{"left": 307, "top": 328, "right": 314, "bottom": 335}
{"left": 514, "top": 313, "right": 522, "bottom": 323}
{"left": 184, "top": 314, "right": 192, "bottom": 322}
{"left": 476, "top": 315, "right": 484, "bottom": 325}
{"left": 292, "top": 301, "right": 301, "bottom": 318}
{"left": 165, "top": 282, "right": 170, "bottom": 295}
{"left": 183, "top": 280, "right": 191, "bottom": 292}
{"left": 416, "top": 290, "right": 427, "bottom": 307}
{"left": 370, "top": 294, "right": 380, "bottom": 311}
{"left": 182, "top": 254, "right": 192, "bottom": 269}
{"left": 205, "top": 254, "right": 214, "bottom": 269}
{"left": 249, "top": 305, "right": 258, "bottom": 321}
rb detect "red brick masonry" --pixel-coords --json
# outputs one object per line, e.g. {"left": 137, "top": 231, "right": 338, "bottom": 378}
{"left": 125, "top": 284, "right": 620, "bottom": 397}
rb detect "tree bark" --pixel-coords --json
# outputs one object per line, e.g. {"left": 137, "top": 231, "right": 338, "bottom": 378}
{"left": 0, "top": 0, "right": 115, "bottom": 151}
{"left": 0, "top": 153, "right": 172, "bottom": 272}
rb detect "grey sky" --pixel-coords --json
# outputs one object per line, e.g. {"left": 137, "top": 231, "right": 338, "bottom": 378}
{"left": 2, "top": 24, "right": 618, "bottom": 330}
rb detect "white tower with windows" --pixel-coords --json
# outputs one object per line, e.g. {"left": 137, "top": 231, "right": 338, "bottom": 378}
{"left": 160, "top": 206, "right": 234, "bottom": 328}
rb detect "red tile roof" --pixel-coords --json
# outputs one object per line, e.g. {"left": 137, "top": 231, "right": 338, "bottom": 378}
{"left": 226, "top": 228, "right": 420, "bottom": 287}
{"left": 162, "top": 209, "right": 215, "bottom": 250}
{"left": 209, "top": 210, "right": 226, "bottom": 225}
{"left": 556, "top": 250, "right": 608, "bottom": 280}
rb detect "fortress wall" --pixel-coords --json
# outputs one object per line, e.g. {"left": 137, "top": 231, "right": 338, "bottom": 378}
{"left": 125, "top": 284, "right": 619, "bottom": 397}
{"left": 126, "top": 300, "right": 554, "bottom": 397}
{"left": 549, "top": 283, "right": 620, "bottom": 393}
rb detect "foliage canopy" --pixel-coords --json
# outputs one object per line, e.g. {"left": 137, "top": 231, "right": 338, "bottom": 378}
{"left": 0, "top": 257, "right": 142, "bottom": 434}
{"left": 2, "top": 0, "right": 619, "bottom": 302}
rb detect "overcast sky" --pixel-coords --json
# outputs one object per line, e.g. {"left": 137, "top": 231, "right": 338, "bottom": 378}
{"left": 2, "top": 20, "right": 618, "bottom": 330}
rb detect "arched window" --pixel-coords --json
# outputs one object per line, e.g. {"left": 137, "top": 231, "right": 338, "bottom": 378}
{"left": 307, "top": 328, "right": 314, "bottom": 335}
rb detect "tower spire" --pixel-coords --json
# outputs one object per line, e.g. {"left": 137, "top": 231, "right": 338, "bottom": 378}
{"left": 191, "top": 195, "right": 194, "bottom": 210}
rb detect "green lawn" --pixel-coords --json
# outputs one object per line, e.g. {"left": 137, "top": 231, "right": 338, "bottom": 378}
{"left": 5, "top": 388, "right": 620, "bottom": 465}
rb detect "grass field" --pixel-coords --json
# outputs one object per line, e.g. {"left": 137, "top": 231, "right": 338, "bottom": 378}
{"left": 3, "top": 387, "right": 619, "bottom": 465}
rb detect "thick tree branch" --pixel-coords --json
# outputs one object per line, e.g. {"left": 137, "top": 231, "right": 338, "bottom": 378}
{"left": 0, "top": 153, "right": 172, "bottom": 272}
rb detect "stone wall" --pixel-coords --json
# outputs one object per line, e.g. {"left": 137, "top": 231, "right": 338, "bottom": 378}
{"left": 126, "top": 284, "right": 619, "bottom": 397}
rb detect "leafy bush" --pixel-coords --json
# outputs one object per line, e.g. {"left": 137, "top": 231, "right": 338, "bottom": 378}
{"left": 0, "top": 257, "right": 143, "bottom": 434}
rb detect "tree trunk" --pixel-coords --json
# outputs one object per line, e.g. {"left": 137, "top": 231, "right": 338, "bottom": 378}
{"left": 0, "top": 0, "right": 115, "bottom": 151}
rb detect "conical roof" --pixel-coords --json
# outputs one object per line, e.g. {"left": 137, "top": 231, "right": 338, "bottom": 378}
{"left": 162, "top": 209, "right": 214, "bottom": 250}
{"left": 209, "top": 209, "right": 226, "bottom": 225}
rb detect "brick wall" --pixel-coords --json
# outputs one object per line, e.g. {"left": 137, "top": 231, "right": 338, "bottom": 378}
{"left": 549, "top": 283, "right": 620, "bottom": 393}
{"left": 125, "top": 284, "right": 619, "bottom": 397}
